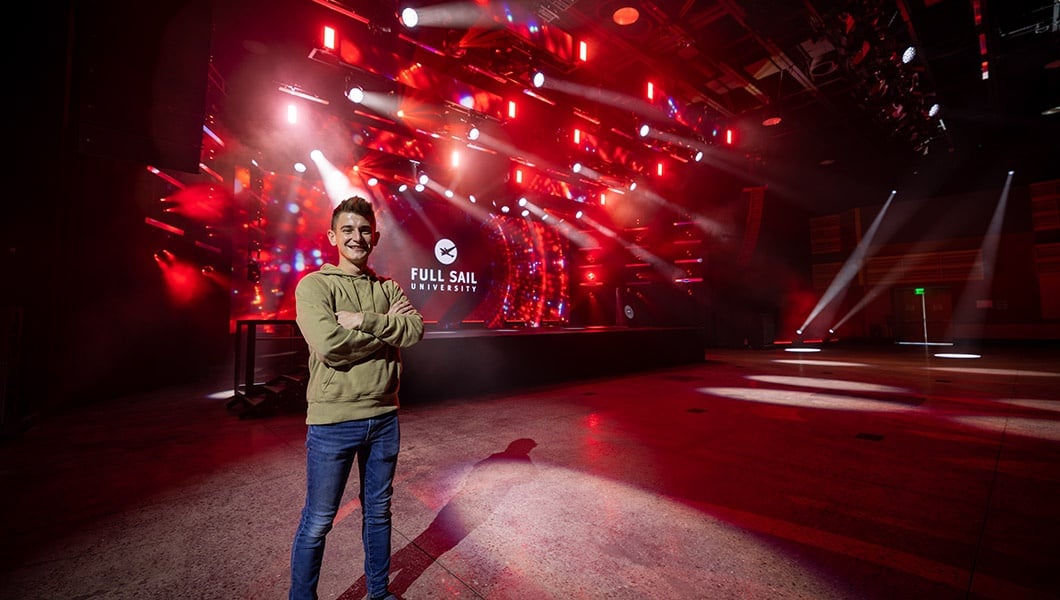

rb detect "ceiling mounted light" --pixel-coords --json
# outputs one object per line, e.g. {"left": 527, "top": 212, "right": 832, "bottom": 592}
{"left": 638, "top": 123, "right": 650, "bottom": 137}
{"left": 400, "top": 7, "right": 419, "bottom": 28}
{"left": 901, "top": 45, "right": 916, "bottom": 64}
{"left": 612, "top": 6, "right": 639, "bottom": 26}
{"left": 531, "top": 71, "right": 545, "bottom": 88}
{"left": 762, "top": 68, "right": 784, "bottom": 126}
{"left": 468, "top": 124, "right": 480, "bottom": 140}
{"left": 346, "top": 86, "right": 364, "bottom": 104}
{"left": 927, "top": 103, "right": 940, "bottom": 117}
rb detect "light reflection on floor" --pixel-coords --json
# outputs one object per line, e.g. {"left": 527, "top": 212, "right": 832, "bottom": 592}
{"left": 950, "top": 415, "right": 1060, "bottom": 442}
{"left": 772, "top": 359, "right": 870, "bottom": 367}
{"left": 745, "top": 375, "right": 910, "bottom": 394}
{"left": 698, "top": 387, "right": 916, "bottom": 412}
{"left": 992, "top": 398, "right": 1060, "bottom": 412}
{"left": 924, "top": 367, "right": 1060, "bottom": 377}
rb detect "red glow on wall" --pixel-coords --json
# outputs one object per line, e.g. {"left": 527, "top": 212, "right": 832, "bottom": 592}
{"left": 155, "top": 252, "right": 210, "bottom": 306}
{"left": 160, "top": 183, "right": 231, "bottom": 223}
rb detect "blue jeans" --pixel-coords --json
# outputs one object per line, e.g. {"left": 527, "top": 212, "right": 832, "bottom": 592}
{"left": 290, "top": 411, "right": 400, "bottom": 600}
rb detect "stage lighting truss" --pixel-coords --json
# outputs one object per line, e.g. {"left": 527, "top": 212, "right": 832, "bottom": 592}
{"left": 816, "top": 1, "right": 947, "bottom": 153}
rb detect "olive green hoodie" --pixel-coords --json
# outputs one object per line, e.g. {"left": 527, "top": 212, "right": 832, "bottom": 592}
{"left": 294, "top": 264, "right": 424, "bottom": 425}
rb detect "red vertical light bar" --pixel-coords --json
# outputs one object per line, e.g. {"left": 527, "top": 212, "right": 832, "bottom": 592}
{"left": 656, "top": 161, "right": 664, "bottom": 176}
{"left": 573, "top": 128, "right": 581, "bottom": 144}
{"left": 725, "top": 128, "right": 734, "bottom": 145}
{"left": 646, "top": 81, "right": 654, "bottom": 101}
{"left": 508, "top": 100, "right": 517, "bottom": 119}
{"left": 515, "top": 168, "right": 523, "bottom": 184}
{"left": 323, "top": 26, "right": 336, "bottom": 50}
{"left": 973, "top": 1, "right": 988, "bottom": 79}
{"left": 579, "top": 40, "right": 588, "bottom": 62}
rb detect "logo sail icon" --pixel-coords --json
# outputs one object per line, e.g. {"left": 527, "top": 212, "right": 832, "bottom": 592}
{"left": 434, "top": 238, "right": 457, "bottom": 265}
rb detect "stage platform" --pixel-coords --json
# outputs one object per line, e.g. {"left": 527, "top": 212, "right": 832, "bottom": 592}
{"left": 229, "top": 322, "right": 706, "bottom": 413}
{"left": 401, "top": 325, "right": 706, "bottom": 402}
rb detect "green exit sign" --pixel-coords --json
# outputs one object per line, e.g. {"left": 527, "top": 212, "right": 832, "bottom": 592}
{"left": 914, "top": 287, "right": 925, "bottom": 295}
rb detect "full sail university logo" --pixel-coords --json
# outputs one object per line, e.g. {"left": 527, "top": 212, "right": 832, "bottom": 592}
{"left": 409, "top": 237, "right": 479, "bottom": 292}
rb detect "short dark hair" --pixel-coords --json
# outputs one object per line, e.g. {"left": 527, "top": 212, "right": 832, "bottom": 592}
{"left": 331, "top": 196, "right": 376, "bottom": 230}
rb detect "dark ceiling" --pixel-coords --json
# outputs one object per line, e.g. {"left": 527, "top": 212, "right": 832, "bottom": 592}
{"left": 213, "top": 0, "right": 1059, "bottom": 215}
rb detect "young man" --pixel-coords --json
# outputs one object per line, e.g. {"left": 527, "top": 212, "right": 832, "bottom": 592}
{"left": 290, "top": 196, "right": 424, "bottom": 600}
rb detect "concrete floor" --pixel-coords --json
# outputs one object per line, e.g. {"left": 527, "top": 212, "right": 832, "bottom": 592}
{"left": 1, "top": 345, "right": 1058, "bottom": 599}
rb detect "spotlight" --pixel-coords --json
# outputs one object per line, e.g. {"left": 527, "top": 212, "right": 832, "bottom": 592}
{"left": 468, "top": 194, "right": 477, "bottom": 203}
{"left": 628, "top": 181, "right": 637, "bottom": 191}
{"left": 638, "top": 123, "right": 650, "bottom": 137}
{"left": 796, "top": 329, "right": 803, "bottom": 335}
{"left": 575, "top": 210, "right": 584, "bottom": 219}
{"left": 693, "top": 150, "right": 703, "bottom": 162}
{"left": 531, "top": 71, "right": 545, "bottom": 88}
{"left": 346, "top": 86, "right": 364, "bottom": 104}
{"left": 828, "top": 328, "right": 835, "bottom": 334}
{"left": 398, "top": 183, "right": 408, "bottom": 192}
{"left": 901, "top": 45, "right": 916, "bottom": 64}
{"left": 468, "top": 125, "right": 480, "bottom": 140}
{"left": 415, "top": 183, "right": 425, "bottom": 192}
{"left": 927, "top": 103, "right": 940, "bottom": 117}
{"left": 418, "top": 172, "right": 429, "bottom": 185}
{"left": 572, "top": 162, "right": 582, "bottom": 173}
{"left": 400, "top": 7, "right": 419, "bottom": 28}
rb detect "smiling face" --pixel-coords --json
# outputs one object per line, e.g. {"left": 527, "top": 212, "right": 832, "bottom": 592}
{"left": 328, "top": 210, "right": 380, "bottom": 274}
